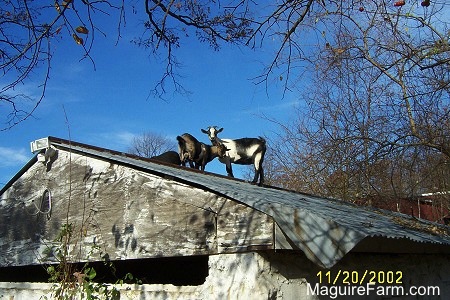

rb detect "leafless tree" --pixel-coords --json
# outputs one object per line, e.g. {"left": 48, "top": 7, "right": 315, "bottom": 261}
{"left": 0, "top": 1, "right": 125, "bottom": 130}
{"left": 128, "top": 131, "right": 175, "bottom": 158}
{"left": 190, "top": 0, "right": 450, "bottom": 210}
{"left": 3, "top": 2, "right": 449, "bottom": 121}
{"left": 2, "top": 1, "right": 449, "bottom": 183}
{"left": 267, "top": 32, "right": 449, "bottom": 203}
{"left": 141, "top": 1, "right": 449, "bottom": 93}
{"left": 141, "top": 0, "right": 450, "bottom": 167}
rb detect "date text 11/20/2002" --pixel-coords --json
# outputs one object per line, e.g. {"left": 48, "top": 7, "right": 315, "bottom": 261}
{"left": 316, "top": 270, "right": 402, "bottom": 285}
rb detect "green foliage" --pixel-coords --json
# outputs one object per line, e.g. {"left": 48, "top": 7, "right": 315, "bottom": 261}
{"left": 44, "top": 259, "right": 121, "bottom": 300}
{"left": 42, "top": 223, "right": 139, "bottom": 300}
{"left": 117, "top": 273, "right": 142, "bottom": 285}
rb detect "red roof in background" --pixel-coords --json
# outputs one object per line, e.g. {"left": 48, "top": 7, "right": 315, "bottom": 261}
{"left": 356, "top": 195, "right": 450, "bottom": 225}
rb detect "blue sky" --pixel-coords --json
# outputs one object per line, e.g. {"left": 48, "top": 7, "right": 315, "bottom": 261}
{"left": 0, "top": 4, "right": 301, "bottom": 187}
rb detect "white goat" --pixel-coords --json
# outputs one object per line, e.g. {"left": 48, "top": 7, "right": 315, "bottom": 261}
{"left": 177, "top": 133, "right": 228, "bottom": 171}
{"left": 201, "top": 126, "right": 266, "bottom": 186}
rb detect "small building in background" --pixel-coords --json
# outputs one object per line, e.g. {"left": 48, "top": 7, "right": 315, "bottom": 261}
{"left": 356, "top": 193, "right": 450, "bottom": 225}
{"left": 1, "top": 137, "right": 449, "bottom": 299}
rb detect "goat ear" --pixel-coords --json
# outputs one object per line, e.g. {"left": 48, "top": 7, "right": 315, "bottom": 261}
{"left": 217, "top": 127, "right": 223, "bottom": 133}
{"left": 201, "top": 129, "right": 208, "bottom": 134}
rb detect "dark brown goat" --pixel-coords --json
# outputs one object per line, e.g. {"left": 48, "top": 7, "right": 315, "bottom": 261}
{"left": 177, "top": 133, "right": 228, "bottom": 171}
{"left": 150, "top": 151, "right": 181, "bottom": 166}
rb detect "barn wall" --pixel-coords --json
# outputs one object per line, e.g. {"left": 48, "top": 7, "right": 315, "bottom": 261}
{"left": 0, "top": 148, "right": 273, "bottom": 267}
{"left": 0, "top": 251, "right": 449, "bottom": 299}
{"left": 202, "top": 251, "right": 450, "bottom": 299}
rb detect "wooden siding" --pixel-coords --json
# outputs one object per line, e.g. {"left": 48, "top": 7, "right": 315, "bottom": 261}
{"left": 0, "top": 148, "right": 273, "bottom": 267}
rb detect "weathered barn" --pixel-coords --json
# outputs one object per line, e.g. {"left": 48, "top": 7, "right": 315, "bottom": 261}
{"left": 1, "top": 136, "right": 449, "bottom": 299}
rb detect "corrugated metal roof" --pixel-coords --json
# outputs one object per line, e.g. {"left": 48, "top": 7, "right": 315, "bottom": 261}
{"left": 3, "top": 137, "right": 450, "bottom": 268}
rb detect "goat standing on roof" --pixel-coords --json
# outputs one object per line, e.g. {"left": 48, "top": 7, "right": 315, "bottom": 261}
{"left": 201, "top": 126, "right": 266, "bottom": 186}
{"left": 177, "top": 133, "right": 228, "bottom": 171}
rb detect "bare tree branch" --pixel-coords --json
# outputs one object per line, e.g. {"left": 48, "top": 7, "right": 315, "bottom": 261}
{"left": 127, "top": 131, "right": 175, "bottom": 158}
{"left": 0, "top": 1, "right": 124, "bottom": 130}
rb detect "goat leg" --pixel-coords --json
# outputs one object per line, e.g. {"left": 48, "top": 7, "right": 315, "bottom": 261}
{"left": 226, "top": 161, "right": 234, "bottom": 177}
{"left": 251, "top": 168, "right": 259, "bottom": 184}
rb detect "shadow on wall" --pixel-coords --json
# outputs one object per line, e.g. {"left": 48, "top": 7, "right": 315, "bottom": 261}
{"left": 0, "top": 181, "right": 63, "bottom": 266}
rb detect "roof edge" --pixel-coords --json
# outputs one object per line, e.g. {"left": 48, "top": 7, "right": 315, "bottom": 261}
{"left": 0, "top": 154, "right": 38, "bottom": 196}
